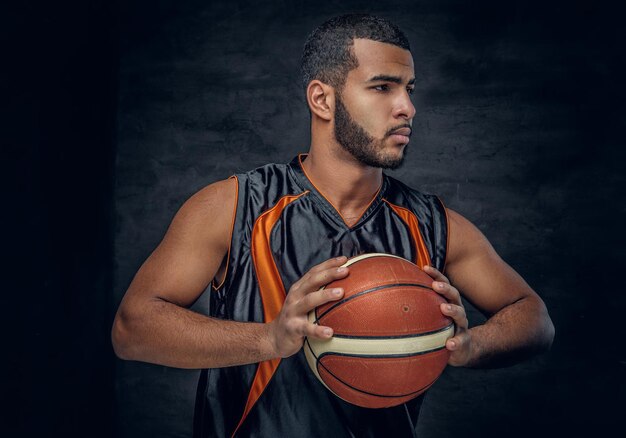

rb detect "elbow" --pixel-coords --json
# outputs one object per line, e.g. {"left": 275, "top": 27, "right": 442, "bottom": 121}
{"left": 111, "top": 312, "right": 135, "bottom": 360}
{"left": 535, "top": 298, "right": 555, "bottom": 353}
{"left": 541, "top": 313, "right": 556, "bottom": 352}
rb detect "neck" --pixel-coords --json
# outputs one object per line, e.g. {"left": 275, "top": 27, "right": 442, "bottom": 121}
{"left": 302, "top": 142, "right": 383, "bottom": 225}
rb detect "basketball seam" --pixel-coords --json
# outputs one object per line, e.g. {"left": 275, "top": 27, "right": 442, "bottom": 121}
{"left": 315, "top": 283, "right": 435, "bottom": 322}
{"left": 331, "top": 323, "right": 455, "bottom": 340}
{"left": 317, "top": 346, "right": 447, "bottom": 360}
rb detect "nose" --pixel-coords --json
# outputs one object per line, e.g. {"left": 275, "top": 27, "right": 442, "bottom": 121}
{"left": 393, "top": 91, "right": 416, "bottom": 121}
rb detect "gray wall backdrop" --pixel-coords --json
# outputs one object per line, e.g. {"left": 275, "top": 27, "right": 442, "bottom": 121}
{"left": 111, "top": 0, "right": 622, "bottom": 437}
{"left": 7, "top": 1, "right": 624, "bottom": 437}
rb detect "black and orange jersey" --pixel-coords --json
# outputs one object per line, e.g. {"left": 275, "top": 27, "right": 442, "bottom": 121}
{"left": 193, "top": 154, "right": 448, "bottom": 438}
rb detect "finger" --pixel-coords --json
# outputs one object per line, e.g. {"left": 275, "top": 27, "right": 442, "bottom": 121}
{"left": 290, "top": 256, "right": 347, "bottom": 294}
{"left": 304, "top": 322, "right": 334, "bottom": 340}
{"left": 446, "top": 331, "right": 469, "bottom": 351}
{"left": 432, "top": 281, "right": 462, "bottom": 305}
{"left": 440, "top": 303, "right": 468, "bottom": 329}
{"left": 296, "top": 287, "right": 344, "bottom": 314}
{"left": 300, "top": 265, "right": 349, "bottom": 293}
{"left": 422, "top": 265, "right": 450, "bottom": 284}
{"left": 308, "top": 256, "right": 348, "bottom": 274}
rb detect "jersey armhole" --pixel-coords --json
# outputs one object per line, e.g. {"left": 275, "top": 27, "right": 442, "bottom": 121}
{"left": 212, "top": 175, "right": 239, "bottom": 290}
{"left": 435, "top": 195, "right": 450, "bottom": 274}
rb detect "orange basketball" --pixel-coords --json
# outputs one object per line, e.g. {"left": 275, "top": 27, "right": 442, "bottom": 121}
{"left": 304, "top": 253, "right": 454, "bottom": 408}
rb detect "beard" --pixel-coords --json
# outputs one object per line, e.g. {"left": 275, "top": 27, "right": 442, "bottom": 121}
{"left": 333, "top": 94, "right": 408, "bottom": 170}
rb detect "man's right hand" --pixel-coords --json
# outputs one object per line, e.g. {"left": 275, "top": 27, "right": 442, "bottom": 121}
{"left": 267, "top": 256, "right": 350, "bottom": 359}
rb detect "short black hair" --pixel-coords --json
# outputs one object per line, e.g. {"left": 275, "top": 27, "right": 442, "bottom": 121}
{"left": 301, "top": 14, "right": 410, "bottom": 93}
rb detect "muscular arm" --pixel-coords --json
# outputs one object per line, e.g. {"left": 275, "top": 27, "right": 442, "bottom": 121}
{"left": 428, "top": 208, "right": 555, "bottom": 368}
{"left": 111, "top": 178, "right": 272, "bottom": 368}
{"left": 112, "top": 178, "right": 347, "bottom": 369}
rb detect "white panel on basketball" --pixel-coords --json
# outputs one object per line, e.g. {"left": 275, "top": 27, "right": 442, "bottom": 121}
{"left": 308, "top": 325, "right": 454, "bottom": 357}
{"left": 304, "top": 322, "right": 453, "bottom": 389}
{"left": 342, "top": 252, "right": 407, "bottom": 267}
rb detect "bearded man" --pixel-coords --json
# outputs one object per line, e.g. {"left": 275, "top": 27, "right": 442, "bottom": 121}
{"left": 112, "top": 14, "right": 554, "bottom": 438}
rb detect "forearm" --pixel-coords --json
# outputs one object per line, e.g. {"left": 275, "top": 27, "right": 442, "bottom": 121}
{"left": 464, "top": 295, "right": 555, "bottom": 368}
{"left": 112, "top": 298, "right": 276, "bottom": 369}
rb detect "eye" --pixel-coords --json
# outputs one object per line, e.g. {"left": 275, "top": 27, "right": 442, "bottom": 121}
{"left": 373, "top": 84, "right": 389, "bottom": 92}
{"left": 407, "top": 87, "right": 415, "bottom": 95}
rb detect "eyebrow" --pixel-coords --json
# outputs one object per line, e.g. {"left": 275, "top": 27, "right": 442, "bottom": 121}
{"left": 367, "top": 75, "right": 415, "bottom": 85}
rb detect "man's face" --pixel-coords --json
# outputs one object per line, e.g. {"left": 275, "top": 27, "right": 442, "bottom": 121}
{"left": 333, "top": 39, "right": 416, "bottom": 170}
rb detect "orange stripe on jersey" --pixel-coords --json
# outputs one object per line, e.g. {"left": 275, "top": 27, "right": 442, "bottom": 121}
{"left": 231, "top": 191, "right": 309, "bottom": 437}
{"left": 383, "top": 199, "right": 432, "bottom": 268}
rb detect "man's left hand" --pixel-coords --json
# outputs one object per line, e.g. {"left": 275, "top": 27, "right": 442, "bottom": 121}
{"left": 423, "top": 265, "right": 472, "bottom": 367}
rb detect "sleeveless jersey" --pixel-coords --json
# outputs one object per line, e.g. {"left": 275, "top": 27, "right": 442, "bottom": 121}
{"left": 193, "top": 154, "right": 448, "bottom": 438}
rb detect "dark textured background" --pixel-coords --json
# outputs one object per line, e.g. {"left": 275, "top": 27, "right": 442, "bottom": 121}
{"left": 5, "top": 0, "right": 625, "bottom": 437}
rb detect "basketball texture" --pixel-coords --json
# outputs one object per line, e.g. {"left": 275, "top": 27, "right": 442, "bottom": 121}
{"left": 304, "top": 253, "right": 454, "bottom": 408}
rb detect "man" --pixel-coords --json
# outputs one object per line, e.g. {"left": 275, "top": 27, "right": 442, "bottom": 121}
{"left": 112, "top": 14, "right": 554, "bottom": 437}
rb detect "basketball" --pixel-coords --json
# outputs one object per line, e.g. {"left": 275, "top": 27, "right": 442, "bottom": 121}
{"left": 304, "top": 253, "right": 454, "bottom": 408}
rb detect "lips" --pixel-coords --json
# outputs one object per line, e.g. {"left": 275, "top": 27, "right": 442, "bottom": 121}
{"left": 388, "top": 126, "right": 412, "bottom": 145}
{"left": 390, "top": 127, "right": 412, "bottom": 137}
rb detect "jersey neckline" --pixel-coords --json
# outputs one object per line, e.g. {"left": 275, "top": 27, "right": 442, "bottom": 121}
{"left": 288, "top": 154, "right": 388, "bottom": 230}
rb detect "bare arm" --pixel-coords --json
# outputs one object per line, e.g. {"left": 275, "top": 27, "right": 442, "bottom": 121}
{"left": 111, "top": 178, "right": 348, "bottom": 369}
{"left": 425, "top": 208, "right": 555, "bottom": 368}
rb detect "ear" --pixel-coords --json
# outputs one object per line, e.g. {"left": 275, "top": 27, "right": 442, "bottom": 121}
{"left": 306, "top": 80, "right": 334, "bottom": 121}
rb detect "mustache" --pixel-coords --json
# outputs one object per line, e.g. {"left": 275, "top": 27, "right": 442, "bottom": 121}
{"left": 385, "top": 124, "right": 412, "bottom": 137}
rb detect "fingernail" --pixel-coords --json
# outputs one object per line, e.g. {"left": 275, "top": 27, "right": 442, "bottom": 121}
{"left": 436, "top": 282, "right": 445, "bottom": 289}
{"left": 332, "top": 288, "right": 343, "bottom": 296}
{"left": 446, "top": 304, "right": 452, "bottom": 311}
{"left": 337, "top": 256, "right": 346, "bottom": 261}
{"left": 337, "top": 267, "right": 347, "bottom": 273}
{"left": 324, "top": 328, "right": 332, "bottom": 336}
{"left": 448, "top": 340, "right": 456, "bottom": 348}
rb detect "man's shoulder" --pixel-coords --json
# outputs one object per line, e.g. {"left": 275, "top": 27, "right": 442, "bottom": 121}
{"left": 183, "top": 177, "right": 238, "bottom": 219}
{"left": 162, "top": 177, "right": 237, "bottom": 255}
